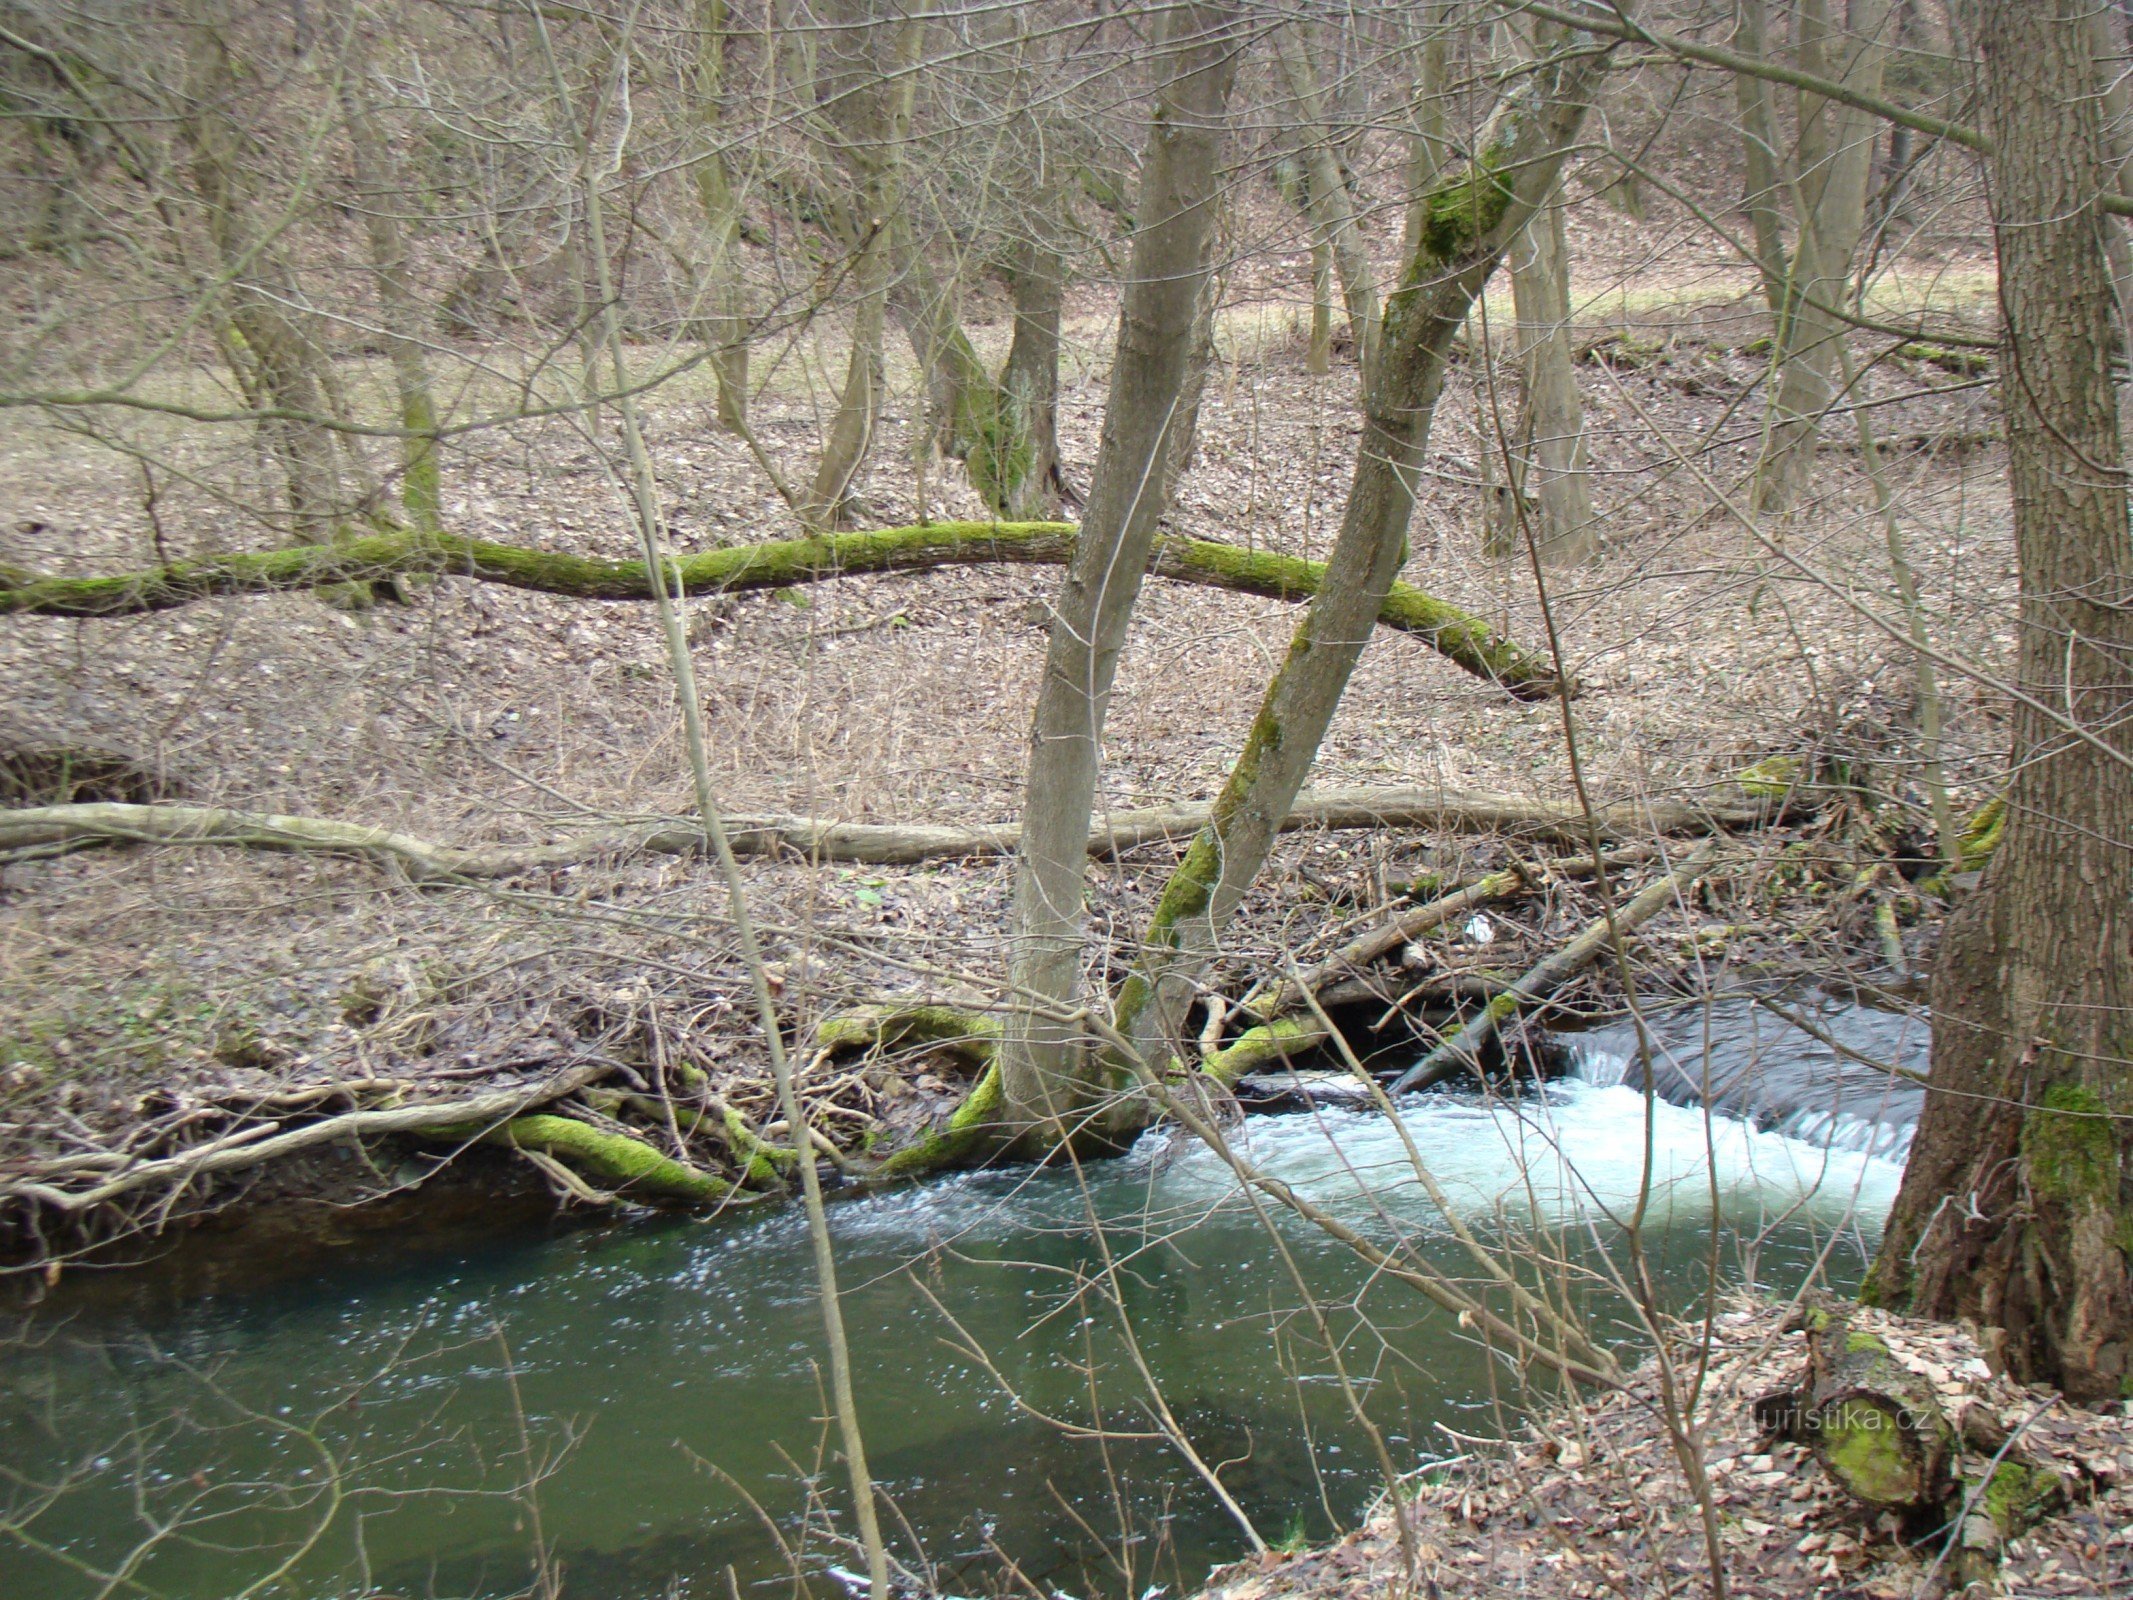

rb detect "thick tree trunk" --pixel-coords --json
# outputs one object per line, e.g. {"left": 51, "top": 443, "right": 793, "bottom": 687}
{"left": 998, "top": 1, "right": 1242, "bottom": 1137}
{"left": 1110, "top": 38, "right": 1610, "bottom": 1083}
{"left": 1500, "top": 183, "right": 1595, "bottom": 563}
{"left": 1865, "top": 0, "right": 2133, "bottom": 1403}
{"left": 1756, "top": 0, "right": 1895, "bottom": 515}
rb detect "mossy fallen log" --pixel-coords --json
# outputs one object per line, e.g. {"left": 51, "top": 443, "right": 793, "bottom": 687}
{"left": 0, "top": 521, "right": 1564, "bottom": 697}
{"left": 0, "top": 790, "right": 1778, "bottom": 877}
{"left": 1800, "top": 1309, "right": 1955, "bottom": 1516}
{"left": 412, "top": 1102, "right": 751, "bottom": 1206}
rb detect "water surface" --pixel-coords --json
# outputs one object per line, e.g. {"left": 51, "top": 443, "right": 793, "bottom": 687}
{"left": 0, "top": 999, "right": 1916, "bottom": 1600}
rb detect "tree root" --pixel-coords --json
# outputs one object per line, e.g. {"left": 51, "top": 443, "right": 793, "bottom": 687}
{"left": 0, "top": 789, "right": 1779, "bottom": 877}
{"left": 0, "top": 521, "right": 1565, "bottom": 697}
{"left": 480, "top": 1113, "right": 748, "bottom": 1207}
{"left": 1, "top": 1064, "right": 608, "bottom": 1215}
{"left": 807, "top": 1003, "right": 1007, "bottom": 1177}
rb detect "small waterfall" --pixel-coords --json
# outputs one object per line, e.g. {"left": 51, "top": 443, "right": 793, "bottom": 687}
{"left": 1564, "top": 996, "right": 1926, "bottom": 1163}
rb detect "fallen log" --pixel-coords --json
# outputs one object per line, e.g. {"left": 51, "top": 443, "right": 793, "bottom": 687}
{"left": 480, "top": 1112, "right": 745, "bottom": 1206}
{"left": 1388, "top": 842, "right": 1719, "bottom": 1094}
{"left": 1801, "top": 1308, "right": 1956, "bottom": 1515}
{"left": 0, "top": 790, "right": 1779, "bottom": 877}
{"left": 0, "top": 521, "right": 1567, "bottom": 697}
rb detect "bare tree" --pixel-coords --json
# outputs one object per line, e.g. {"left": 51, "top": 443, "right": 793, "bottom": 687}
{"left": 1866, "top": 0, "right": 2133, "bottom": 1401}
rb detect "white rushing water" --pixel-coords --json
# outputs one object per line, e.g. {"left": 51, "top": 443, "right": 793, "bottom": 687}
{"left": 1147, "top": 1077, "right": 1905, "bottom": 1236}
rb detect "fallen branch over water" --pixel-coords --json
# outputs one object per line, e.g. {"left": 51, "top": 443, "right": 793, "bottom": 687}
{"left": 0, "top": 790, "right": 1778, "bottom": 877}
{"left": 0, "top": 521, "right": 1567, "bottom": 697}
{"left": 1388, "top": 842, "right": 1720, "bottom": 1094}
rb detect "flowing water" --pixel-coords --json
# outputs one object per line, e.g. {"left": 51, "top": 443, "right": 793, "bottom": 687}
{"left": 0, "top": 997, "right": 1924, "bottom": 1600}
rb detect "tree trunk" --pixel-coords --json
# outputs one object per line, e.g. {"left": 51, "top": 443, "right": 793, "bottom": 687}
{"left": 1500, "top": 182, "right": 1595, "bottom": 563}
{"left": 1735, "top": 0, "right": 1794, "bottom": 319}
{"left": 1109, "top": 36, "right": 1610, "bottom": 1085}
{"left": 183, "top": 19, "right": 343, "bottom": 540}
{"left": 1865, "top": 0, "right": 2133, "bottom": 1404}
{"left": 338, "top": 41, "right": 442, "bottom": 533}
{"left": 1756, "top": 0, "right": 1895, "bottom": 515}
{"left": 1401, "top": 3, "right": 1453, "bottom": 266}
{"left": 1279, "top": 30, "right": 1381, "bottom": 374}
{"left": 692, "top": 0, "right": 752, "bottom": 437}
{"left": 998, "top": 240, "right": 1067, "bottom": 518}
{"left": 998, "top": 0, "right": 1242, "bottom": 1138}
{"left": 805, "top": 0, "right": 920, "bottom": 528}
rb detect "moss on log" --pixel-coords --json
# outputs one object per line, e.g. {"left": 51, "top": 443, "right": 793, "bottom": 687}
{"left": 1803, "top": 1311, "right": 1955, "bottom": 1516}
{"left": 871, "top": 1060, "right": 1005, "bottom": 1178}
{"left": 814, "top": 1002, "right": 1001, "bottom": 1063}
{"left": 0, "top": 521, "right": 1564, "bottom": 697}
{"left": 1203, "top": 1017, "right": 1328, "bottom": 1086}
{"left": 491, "top": 1113, "right": 740, "bottom": 1205}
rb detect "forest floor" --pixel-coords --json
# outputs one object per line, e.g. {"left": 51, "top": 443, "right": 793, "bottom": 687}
{"left": 1197, "top": 1301, "right": 2133, "bottom": 1600}
{"left": 0, "top": 214, "right": 2007, "bottom": 1272}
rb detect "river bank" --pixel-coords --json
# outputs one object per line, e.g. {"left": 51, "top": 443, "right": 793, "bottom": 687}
{"left": 2, "top": 1049, "right": 1917, "bottom": 1599}
{"left": 1200, "top": 1300, "right": 2133, "bottom": 1600}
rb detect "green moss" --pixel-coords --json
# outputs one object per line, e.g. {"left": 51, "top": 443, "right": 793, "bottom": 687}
{"left": 1898, "top": 341, "right": 1993, "bottom": 376}
{"left": 2023, "top": 1082, "right": 2119, "bottom": 1208}
{"left": 1846, "top": 1328, "right": 1889, "bottom": 1355}
{"left": 1204, "top": 1017, "right": 1322, "bottom": 1086}
{"left": 1735, "top": 755, "right": 1801, "bottom": 799}
{"left": 1417, "top": 165, "right": 1513, "bottom": 265}
{"left": 1958, "top": 797, "right": 2005, "bottom": 874}
{"left": 499, "top": 1113, "right": 737, "bottom": 1204}
{"left": 815, "top": 1002, "right": 999, "bottom": 1056}
{"left": 1978, "top": 1459, "right": 2065, "bottom": 1538}
{"left": 874, "top": 1060, "right": 1003, "bottom": 1177}
{"left": 1820, "top": 1398, "right": 1919, "bottom": 1505}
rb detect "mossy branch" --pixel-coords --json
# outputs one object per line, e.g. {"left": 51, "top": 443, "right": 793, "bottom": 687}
{"left": 0, "top": 521, "right": 1565, "bottom": 697}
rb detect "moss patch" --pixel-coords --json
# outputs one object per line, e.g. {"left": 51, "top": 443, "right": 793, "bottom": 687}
{"left": 2023, "top": 1082, "right": 2119, "bottom": 1208}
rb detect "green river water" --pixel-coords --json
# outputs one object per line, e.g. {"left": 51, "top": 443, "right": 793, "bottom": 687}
{"left": 0, "top": 1001, "right": 1924, "bottom": 1600}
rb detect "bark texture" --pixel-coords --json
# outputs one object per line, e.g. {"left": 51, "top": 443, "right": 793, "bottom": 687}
{"left": 1865, "top": 0, "right": 2133, "bottom": 1403}
{"left": 999, "top": 0, "right": 1242, "bottom": 1134}
{"left": 1110, "top": 34, "right": 1609, "bottom": 1085}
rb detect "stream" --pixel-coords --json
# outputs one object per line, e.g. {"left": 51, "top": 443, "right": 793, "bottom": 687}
{"left": 0, "top": 995, "right": 1927, "bottom": 1600}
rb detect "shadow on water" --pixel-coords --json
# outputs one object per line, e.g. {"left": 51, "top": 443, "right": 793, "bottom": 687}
{"left": 0, "top": 994, "right": 1920, "bottom": 1600}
